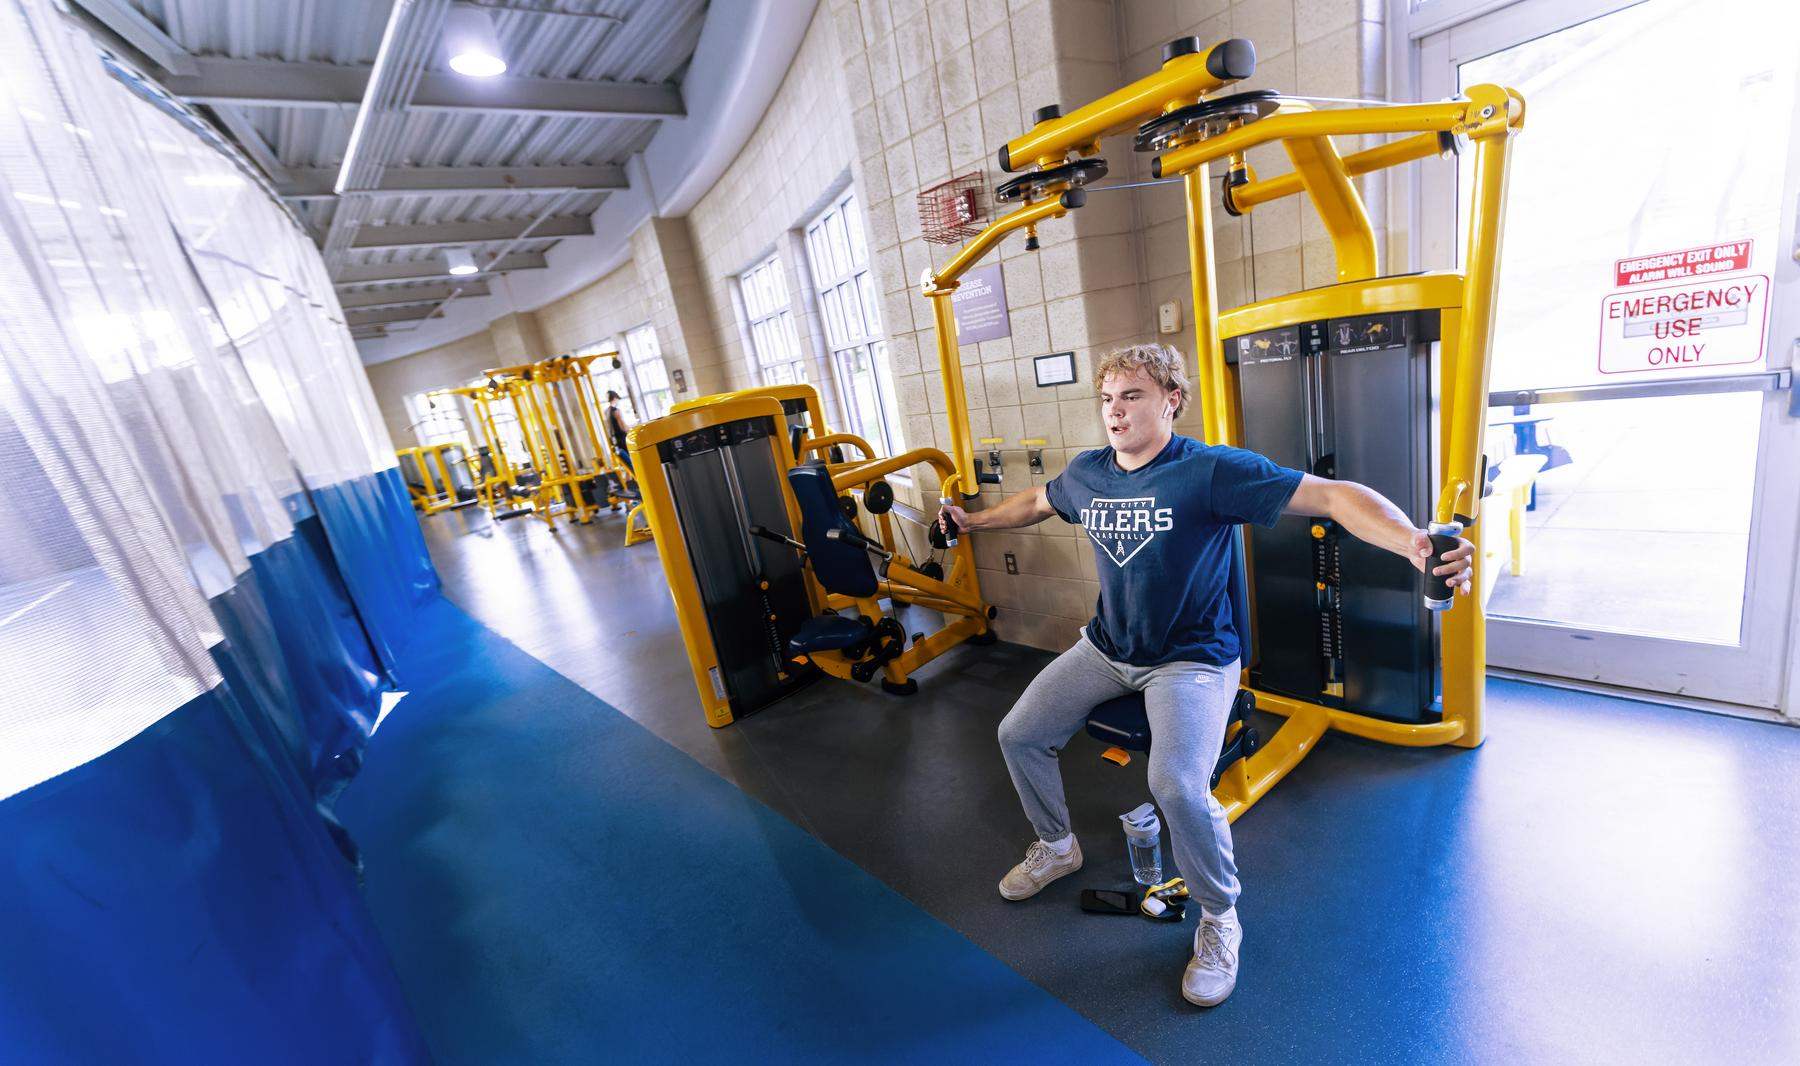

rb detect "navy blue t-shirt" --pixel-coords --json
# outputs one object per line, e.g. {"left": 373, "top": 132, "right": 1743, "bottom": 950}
{"left": 1045, "top": 434, "right": 1304, "bottom": 667}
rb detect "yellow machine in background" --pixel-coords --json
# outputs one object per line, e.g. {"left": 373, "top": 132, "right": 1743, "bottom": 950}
{"left": 634, "top": 383, "right": 994, "bottom": 726}
{"left": 913, "top": 34, "right": 1523, "bottom": 820}
{"left": 435, "top": 380, "right": 525, "bottom": 516}
{"left": 397, "top": 442, "right": 476, "bottom": 515}
{"left": 673, "top": 382, "right": 876, "bottom": 469}
{"left": 435, "top": 355, "right": 650, "bottom": 541}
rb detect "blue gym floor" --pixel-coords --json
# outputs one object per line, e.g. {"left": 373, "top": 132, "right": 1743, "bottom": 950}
{"left": 338, "top": 509, "right": 1800, "bottom": 1064}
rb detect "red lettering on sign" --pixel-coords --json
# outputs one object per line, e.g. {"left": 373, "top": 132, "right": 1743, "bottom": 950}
{"left": 1615, "top": 240, "right": 1752, "bottom": 287}
{"left": 1603, "top": 279, "right": 1761, "bottom": 320}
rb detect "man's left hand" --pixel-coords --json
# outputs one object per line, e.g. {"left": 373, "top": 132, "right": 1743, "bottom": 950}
{"left": 1410, "top": 529, "right": 1475, "bottom": 595}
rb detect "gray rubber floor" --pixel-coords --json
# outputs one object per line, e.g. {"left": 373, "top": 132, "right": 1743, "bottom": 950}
{"left": 415, "top": 505, "right": 1800, "bottom": 1064}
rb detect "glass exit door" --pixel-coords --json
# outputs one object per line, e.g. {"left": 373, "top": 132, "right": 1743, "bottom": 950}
{"left": 1418, "top": 0, "right": 1800, "bottom": 709}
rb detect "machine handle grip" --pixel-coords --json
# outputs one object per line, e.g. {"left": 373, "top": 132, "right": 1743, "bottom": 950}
{"left": 826, "top": 527, "right": 893, "bottom": 560}
{"left": 1423, "top": 521, "right": 1463, "bottom": 612}
{"left": 931, "top": 497, "right": 960, "bottom": 549}
{"left": 749, "top": 524, "right": 806, "bottom": 554}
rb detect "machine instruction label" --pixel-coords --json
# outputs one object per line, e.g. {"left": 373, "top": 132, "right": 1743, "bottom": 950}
{"left": 1596, "top": 275, "right": 1769, "bottom": 374}
{"left": 951, "top": 262, "right": 1010, "bottom": 344}
{"left": 1614, "top": 240, "right": 1752, "bottom": 287}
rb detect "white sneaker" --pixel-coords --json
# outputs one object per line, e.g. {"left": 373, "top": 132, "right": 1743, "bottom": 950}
{"left": 1182, "top": 909, "right": 1242, "bottom": 1007}
{"left": 997, "top": 838, "right": 1083, "bottom": 901}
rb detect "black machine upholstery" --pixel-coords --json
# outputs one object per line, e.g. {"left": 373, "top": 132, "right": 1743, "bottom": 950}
{"left": 788, "top": 613, "right": 872, "bottom": 655}
{"left": 783, "top": 464, "right": 888, "bottom": 662}
{"left": 1085, "top": 530, "right": 1255, "bottom": 756}
{"left": 787, "top": 464, "right": 879, "bottom": 599}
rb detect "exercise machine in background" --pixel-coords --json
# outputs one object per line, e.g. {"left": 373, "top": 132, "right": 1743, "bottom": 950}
{"left": 435, "top": 355, "right": 651, "bottom": 541}
{"left": 397, "top": 442, "right": 477, "bottom": 515}
{"left": 915, "top": 34, "right": 1523, "bottom": 820}
{"left": 435, "top": 380, "right": 536, "bottom": 519}
{"left": 632, "top": 384, "right": 996, "bottom": 727}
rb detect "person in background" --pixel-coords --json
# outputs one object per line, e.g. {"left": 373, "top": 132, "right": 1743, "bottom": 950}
{"left": 605, "top": 390, "right": 634, "bottom": 472}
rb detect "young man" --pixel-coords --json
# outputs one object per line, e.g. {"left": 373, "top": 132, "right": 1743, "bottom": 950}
{"left": 938, "top": 343, "right": 1473, "bottom": 1008}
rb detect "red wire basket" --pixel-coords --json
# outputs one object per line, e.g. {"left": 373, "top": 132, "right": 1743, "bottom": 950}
{"left": 917, "top": 172, "right": 989, "bottom": 245}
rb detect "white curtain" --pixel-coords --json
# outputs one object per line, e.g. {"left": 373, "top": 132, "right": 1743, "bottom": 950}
{"left": 0, "top": 0, "right": 400, "bottom": 801}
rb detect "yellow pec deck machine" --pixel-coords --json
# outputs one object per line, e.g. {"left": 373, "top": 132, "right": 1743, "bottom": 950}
{"left": 633, "top": 34, "right": 1521, "bottom": 819}
{"left": 917, "top": 34, "right": 1520, "bottom": 818}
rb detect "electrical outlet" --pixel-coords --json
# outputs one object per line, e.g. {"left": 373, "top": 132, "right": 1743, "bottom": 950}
{"left": 1004, "top": 553, "right": 1018, "bottom": 575}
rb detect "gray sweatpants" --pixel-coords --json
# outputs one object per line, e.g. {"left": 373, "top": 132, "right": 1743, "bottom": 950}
{"left": 997, "top": 632, "right": 1242, "bottom": 913}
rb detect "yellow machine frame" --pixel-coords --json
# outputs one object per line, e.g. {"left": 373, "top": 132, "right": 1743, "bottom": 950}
{"left": 446, "top": 354, "right": 650, "bottom": 540}
{"left": 673, "top": 382, "right": 882, "bottom": 469}
{"left": 435, "top": 381, "right": 526, "bottom": 516}
{"left": 632, "top": 390, "right": 994, "bottom": 727}
{"left": 483, "top": 359, "right": 600, "bottom": 527}
{"left": 924, "top": 38, "right": 1524, "bottom": 819}
{"left": 396, "top": 442, "right": 469, "bottom": 515}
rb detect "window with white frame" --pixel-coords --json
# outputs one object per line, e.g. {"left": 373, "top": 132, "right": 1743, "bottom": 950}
{"left": 804, "top": 191, "right": 903, "bottom": 456}
{"left": 738, "top": 253, "right": 806, "bottom": 385}
{"left": 623, "top": 324, "right": 673, "bottom": 419}
{"left": 405, "top": 391, "right": 466, "bottom": 447}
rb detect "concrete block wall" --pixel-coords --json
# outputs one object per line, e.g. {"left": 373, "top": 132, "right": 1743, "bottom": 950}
{"left": 825, "top": 0, "right": 1177, "bottom": 650}
{"left": 686, "top": 8, "right": 859, "bottom": 417}
{"left": 535, "top": 260, "right": 651, "bottom": 356}
{"left": 630, "top": 216, "right": 724, "bottom": 401}
{"left": 1123, "top": 0, "right": 1389, "bottom": 410}
{"left": 365, "top": 328, "right": 500, "bottom": 445}
{"left": 487, "top": 311, "right": 551, "bottom": 366}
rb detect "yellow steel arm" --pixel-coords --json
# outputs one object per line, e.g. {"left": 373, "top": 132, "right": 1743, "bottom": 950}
{"left": 1231, "top": 130, "right": 1444, "bottom": 213}
{"left": 999, "top": 37, "right": 1254, "bottom": 171}
{"left": 1152, "top": 94, "right": 1510, "bottom": 180}
{"left": 926, "top": 194, "right": 1072, "bottom": 293}
{"left": 801, "top": 433, "right": 879, "bottom": 463}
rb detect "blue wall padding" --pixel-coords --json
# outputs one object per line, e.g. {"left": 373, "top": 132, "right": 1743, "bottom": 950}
{"left": 338, "top": 598, "right": 1141, "bottom": 1064}
{"left": 0, "top": 680, "right": 430, "bottom": 1064}
{"left": 308, "top": 468, "right": 439, "bottom": 673}
{"left": 0, "top": 474, "right": 444, "bottom": 1062}
{"left": 258, "top": 504, "right": 386, "bottom": 789}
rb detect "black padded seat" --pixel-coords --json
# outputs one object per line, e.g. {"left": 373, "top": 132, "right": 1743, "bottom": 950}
{"left": 788, "top": 614, "right": 872, "bottom": 656}
{"left": 1087, "top": 693, "right": 1153, "bottom": 749}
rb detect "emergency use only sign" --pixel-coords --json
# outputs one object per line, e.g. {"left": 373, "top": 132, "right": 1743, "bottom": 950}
{"left": 1597, "top": 271, "right": 1770, "bottom": 375}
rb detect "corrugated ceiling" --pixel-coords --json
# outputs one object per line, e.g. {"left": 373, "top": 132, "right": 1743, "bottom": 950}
{"left": 116, "top": 0, "right": 706, "bottom": 330}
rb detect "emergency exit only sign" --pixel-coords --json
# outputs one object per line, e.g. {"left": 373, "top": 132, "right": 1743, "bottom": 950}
{"left": 1598, "top": 238, "right": 1769, "bottom": 374}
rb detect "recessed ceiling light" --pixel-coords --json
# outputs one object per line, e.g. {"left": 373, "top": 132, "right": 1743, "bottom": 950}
{"left": 445, "top": 6, "right": 507, "bottom": 78}
{"left": 444, "top": 247, "right": 479, "bottom": 276}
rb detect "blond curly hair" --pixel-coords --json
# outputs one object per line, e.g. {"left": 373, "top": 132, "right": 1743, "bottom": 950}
{"left": 1094, "top": 343, "right": 1193, "bottom": 418}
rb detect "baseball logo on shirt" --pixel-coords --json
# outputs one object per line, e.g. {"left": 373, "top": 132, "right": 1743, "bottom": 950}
{"left": 1078, "top": 496, "right": 1174, "bottom": 567}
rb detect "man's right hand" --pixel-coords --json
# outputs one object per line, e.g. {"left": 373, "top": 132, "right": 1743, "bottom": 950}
{"left": 937, "top": 503, "right": 972, "bottom": 537}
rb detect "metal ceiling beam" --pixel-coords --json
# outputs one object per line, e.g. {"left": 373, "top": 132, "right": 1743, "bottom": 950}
{"left": 278, "top": 164, "right": 625, "bottom": 200}
{"left": 350, "top": 215, "right": 592, "bottom": 250}
{"left": 68, "top": 0, "right": 198, "bottom": 76}
{"left": 338, "top": 280, "right": 491, "bottom": 308}
{"left": 334, "top": 251, "right": 547, "bottom": 285}
{"left": 345, "top": 305, "right": 447, "bottom": 327}
{"left": 205, "top": 105, "right": 293, "bottom": 187}
{"left": 161, "top": 58, "right": 684, "bottom": 120}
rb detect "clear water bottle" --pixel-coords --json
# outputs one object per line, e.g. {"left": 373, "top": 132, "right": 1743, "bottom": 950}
{"left": 1120, "top": 802, "right": 1163, "bottom": 886}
